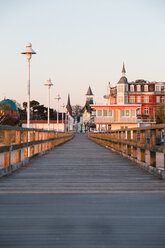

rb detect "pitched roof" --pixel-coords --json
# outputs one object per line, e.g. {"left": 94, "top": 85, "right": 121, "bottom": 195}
{"left": 117, "top": 76, "right": 128, "bottom": 84}
{"left": 86, "top": 86, "right": 93, "bottom": 96}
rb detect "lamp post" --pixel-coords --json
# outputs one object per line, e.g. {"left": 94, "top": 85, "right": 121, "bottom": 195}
{"left": 55, "top": 94, "right": 61, "bottom": 131}
{"left": 61, "top": 103, "right": 65, "bottom": 129}
{"left": 21, "top": 42, "right": 36, "bottom": 129}
{"left": 44, "top": 78, "right": 53, "bottom": 130}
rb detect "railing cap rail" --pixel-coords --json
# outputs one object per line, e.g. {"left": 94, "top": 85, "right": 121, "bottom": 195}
{"left": 0, "top": 124, "right": 70, "bottom": 133}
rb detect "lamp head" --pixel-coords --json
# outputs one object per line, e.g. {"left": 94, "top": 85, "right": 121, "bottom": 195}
{"left": 21, "top": 42, "right": 36, "bottom": 60}
{"left": 44, "top": 78, "right": 53, "bottom": 88}
{"left": 56, "top": 93, "right": 61, "bottom": 101}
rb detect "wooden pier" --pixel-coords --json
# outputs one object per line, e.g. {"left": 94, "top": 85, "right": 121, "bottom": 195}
{"left": 0, "top": 134, "right": 165, "bottom": 247}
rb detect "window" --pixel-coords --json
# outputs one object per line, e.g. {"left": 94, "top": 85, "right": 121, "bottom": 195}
{"left": 97, "top": 110, "right": 102, "bottom": 116}
{"left": 118, "top": 96, "right": 124, "bottom": 103}
{"left": 126, "top": 110, "right": 129, "bottom": 116}
{"left": 103, "top": 110, "right": 107, "bottom": 116}
{"left": 144, "top": 85, "right": 148, "bottom": 92}
{"left": 137, "top": 96, "right": 141, "bottom": 103}
{"left": 118, "top": 85, "right": 124, "bottom": 92}
{"left": 156, "top": 96, "right": 160, "bottom": 103}
{"left": 130, "top": 96, "right": 135, "bottom": 103}
{"left": 161, "top": 86, "right": 164, "bottom": 92}
{"left": 155, "top": 85, "right": 160, "bottom": 92}
{"left": 144, "top": 96, "right": 149, "bottom": 103}
{"left": 120, "top": 109, "right": 124, "bottom": 117}
{"left": 144, "top": 107, "right": 149, "bottom": 115}
{"left": 137, "top": 85, "right": 141, "bottom": 92}
{"left": 107, "top": 109, "right": 112, "bottom": 116}
{"left": 161, "top": 96, "right": 164, "bottom": 103}
{"left": 130, "top": 85, "right": 134, "bottom": 92}
{"left": 131, "top": 109, "right": 135, "bottom": 116}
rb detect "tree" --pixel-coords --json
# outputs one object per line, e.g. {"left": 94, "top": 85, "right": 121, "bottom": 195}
{"left": 72, "top": 105, "right": 82, "bottom": 116}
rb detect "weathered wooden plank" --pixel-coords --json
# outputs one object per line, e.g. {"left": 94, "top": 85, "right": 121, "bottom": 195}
{"left": 0, "top": 134, "right": 165, "bottom": 247}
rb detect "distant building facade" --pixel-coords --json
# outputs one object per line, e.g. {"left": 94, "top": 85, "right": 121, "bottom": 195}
{"left": 79, "top": 86, "right": 95, "bottom": 132}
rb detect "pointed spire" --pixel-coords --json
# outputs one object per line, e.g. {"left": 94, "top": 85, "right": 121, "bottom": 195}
{"left": 107, "top": 82, "right": 111, "bottom": 95}
{"left": 122, "top": 62, "right": 126, "bottom": 76}
{"left": 86, "top": 86, "right": 93, "bottom": 96}
{"left": 66, "top": 93, "right": 72, "bottom": 116}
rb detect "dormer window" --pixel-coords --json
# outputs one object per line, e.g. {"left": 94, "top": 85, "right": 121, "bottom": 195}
{"left": 137, "top": 85, "right": 141, "bottom": 92}
{"left": 144, "top": 85, "right": 148, "bottom": 92}
{"left": 130, "top": 85, "right": 134, "bottom": 92}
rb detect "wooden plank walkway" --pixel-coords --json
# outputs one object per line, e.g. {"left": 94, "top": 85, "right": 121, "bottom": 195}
{"left": 0, "top": 134, "right": 165, "bottom": 247}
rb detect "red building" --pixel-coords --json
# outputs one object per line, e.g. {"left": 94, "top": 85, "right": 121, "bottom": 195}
{"left": 91, "top": 64, "right": 165, "bottom": 131}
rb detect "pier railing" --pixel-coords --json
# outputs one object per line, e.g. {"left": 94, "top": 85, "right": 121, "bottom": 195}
{"left": 88, "top": 124, "right": 165, "bottom": 178}
{"left": 0, "top": 125, "right": 74, "bottom": 176}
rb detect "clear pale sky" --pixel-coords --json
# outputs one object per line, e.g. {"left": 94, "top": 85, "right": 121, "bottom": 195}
{"left": 0, "top": 0, "right": 165, "bottom": 110}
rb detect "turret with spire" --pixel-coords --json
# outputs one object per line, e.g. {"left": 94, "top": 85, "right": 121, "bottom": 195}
{"left": 122, "top": 62, "right": 126, "bottom": 77}
{"left": 86, "top": 86, "right": 94, "bottom": 104}
{"left": 117, "top": 62, "right": 128, "bottom": 104}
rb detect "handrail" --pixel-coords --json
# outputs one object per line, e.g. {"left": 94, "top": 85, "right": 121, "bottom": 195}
{"left": 0, "top": 125, "right": 74, "bottom": 168}
{"left": 88, "top": 124, "right": 165, "bottom": 178}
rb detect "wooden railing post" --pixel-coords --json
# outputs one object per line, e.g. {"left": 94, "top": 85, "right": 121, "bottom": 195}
{"left": 127, "top": 130, "right": 131, "bottom": 156}
{"left": 164, "top": 128, "right": 165, "bottom": 171}
{"left": 30, "top": 131, "right": 34, "bottom": 156}
{"left": 150, "top": 129, "right": 156, "bottom": 167}
{"left": 133, "top": 130, "right": 137, "bottom": 159}
{"left": 140, "top": 130, "right": 145, "bottom": 163}
{"left": 4, "top": 130, "right": 11, "bottom": 167}
{"left": 118, "top": 131, "right": 121, "bottom": 152}
{"left": 122, "top": 130, "right": 126, "bottom": 153}
{"left": 24, "top": 131, "right": 28, "bottom": 159}
{"left": 15, "top": 130, "right": 21, "bottom": 163}
{"left": 35, "top": 131, "right": 39, "bottom": 154}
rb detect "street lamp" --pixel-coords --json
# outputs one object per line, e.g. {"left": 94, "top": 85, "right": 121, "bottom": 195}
{"left": 21, "top": 42, "right": 36, "bottom": 129}
{"left": 61, "top": 103, "right": 65, "bottom": 129}
{"left": 44, "top": 78, "right": 53, "bottom": 130}
{"left": 55, "top": 94, "right": 61, "bottom": 131}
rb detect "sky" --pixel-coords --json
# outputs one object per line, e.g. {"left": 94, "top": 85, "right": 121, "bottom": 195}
{"left": 0, "top": 0, "right": 165, "bottom": 111}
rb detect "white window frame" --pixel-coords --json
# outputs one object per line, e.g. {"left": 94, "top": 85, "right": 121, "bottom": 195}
{"left": 161, "top": 96, "right": 164, "bottom": 103}
{"left": 155, "top": 85, "right": 160, "bottom": 92}
{"left": 97, "top": 110, "right": 102, "bottom": 116}
{"left": 103, "top": 110, "right": 107, "bottom": 116}
{"left": 118, "top": 85, "right": 124, "bottom": 92}
{"left": 144, "top": 107, "right": 149, "bottom": 115}
{"left": 120, "top": 109, "right": 124, "bottom": 117}
{"left": 144, "top": 96, "right": 149, "bottom": 103}
{"left": 118, "top": 96, "right": 124, "bottom": 103}
{"left": 137, "top": 85, "right": 141, "bottom": 92}
{"left": 130, "top": 96, "right": 135, "bottom": 103}
{"left": 130, "top": 85, "right": 134, "bottom": 92}
{"left": 108, "top": 109, "right": 112, "bottom": 116}
{"left": 156, "top": 96, "right": 160, "bottom": 103}
{"left": 137, "top": 96, "right": 141, "bottom": 103}
{"left": 144, "top": 85, "right": 148, "bottom": 92}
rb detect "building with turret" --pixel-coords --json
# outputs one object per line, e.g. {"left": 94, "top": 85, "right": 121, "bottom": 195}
{"left": 91, "top": 63, "right": 165, "bottom": 131}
